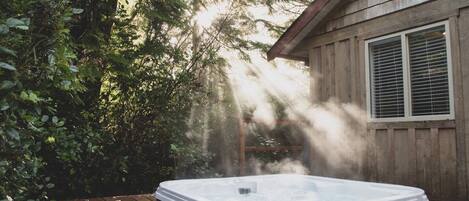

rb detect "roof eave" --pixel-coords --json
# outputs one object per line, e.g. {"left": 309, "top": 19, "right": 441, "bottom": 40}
{"left": 267, "top": 0, "right": 345, "bottom": 61}
{"left": 267, "top": 0, "right": 330, "bottom": 61}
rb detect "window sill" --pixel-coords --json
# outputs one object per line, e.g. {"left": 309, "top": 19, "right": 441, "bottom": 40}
{"left": 367, "top": 120, "right": 456, "bottom": 129}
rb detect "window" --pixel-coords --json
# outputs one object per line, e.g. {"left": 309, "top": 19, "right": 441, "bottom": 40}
{"left": 366, "top": 21, "right": 454, "bottom": 122}
{"left": 369, "top": 36, "right": 405, "bottom": 118}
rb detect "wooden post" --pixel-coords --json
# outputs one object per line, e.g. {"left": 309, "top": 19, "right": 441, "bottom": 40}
{"left": 239, "top": 118, "right": 246, "bottom": 176}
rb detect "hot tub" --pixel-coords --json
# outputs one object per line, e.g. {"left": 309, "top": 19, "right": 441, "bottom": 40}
{"left": 155, "top": 174, "right": 428, "bottom": 201}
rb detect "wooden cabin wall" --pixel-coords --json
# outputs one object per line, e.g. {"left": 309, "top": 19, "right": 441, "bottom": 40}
{"left": 326, "top": 0, "right": 430, "bottom": 32}
{"left": 305, "top": 0, "right": 469, "bottom": 200}
{"left": 459, "top": 6, "right": 469, "bottom": 201}
{"left": 311, "top": 0, "right": 431, "bottom": 37}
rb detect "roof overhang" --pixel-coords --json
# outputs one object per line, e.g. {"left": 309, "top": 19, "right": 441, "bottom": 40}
{"left": 267, "top": 0, "right": 344, "bottom": 61}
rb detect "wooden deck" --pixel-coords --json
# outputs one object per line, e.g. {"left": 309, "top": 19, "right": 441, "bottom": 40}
{"left": 74, "top": 194, "right": 156, "bottom": 201}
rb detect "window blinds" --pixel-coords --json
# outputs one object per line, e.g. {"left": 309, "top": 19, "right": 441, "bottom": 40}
{"left": 370, "top": 37, "right": 405, "bottom": 118}
{"left": 408, "top": 25, "right": 450, "bottom": 116}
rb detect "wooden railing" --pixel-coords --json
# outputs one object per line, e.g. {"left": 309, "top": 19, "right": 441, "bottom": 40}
{"left": 238, "top": 119, "right": 304, "bottom": 175}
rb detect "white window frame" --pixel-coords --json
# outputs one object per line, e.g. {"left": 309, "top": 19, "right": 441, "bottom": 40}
{"left": 365, "top": 21, "right": 455, "bottom": 122}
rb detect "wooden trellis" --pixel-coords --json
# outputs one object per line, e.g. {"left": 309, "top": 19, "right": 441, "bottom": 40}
{"left": 238, "top": 118, "right": 304, "bottom": 175}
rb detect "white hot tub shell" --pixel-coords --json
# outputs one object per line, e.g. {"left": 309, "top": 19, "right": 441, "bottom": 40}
{"left": 155, "top": 174, "right": 428, "bottom": 201}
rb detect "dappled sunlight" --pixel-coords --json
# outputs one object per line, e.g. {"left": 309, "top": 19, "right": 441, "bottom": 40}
{"left": 222, "top": 49, "right": 367, "bottom": 176}
{"left": 225, "top": 51, "right": 310, "bottom": 126}
{"left": 183, "top": 0, "right": 368, "bottom": 178}
{"left": 4, "top": 0, "right": 454, "bottom": 199}
{"left": 298, "top": 102, "right": 366, "bottom": 176}
{"left": 194, "top": 1, "right": 230, "bottom": 29}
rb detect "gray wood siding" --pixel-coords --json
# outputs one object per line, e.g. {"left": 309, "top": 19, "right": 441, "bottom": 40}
{"left": 315, "top": 0, "right": 432, "bottom": 35}
{"left": 369, "top": 126, "right": 458, "bottom": 201}
{"left": 306, "top": 1, "right": 469, "bottom": 200}
{"left": 459, "top": 7, "right": 469, "bottom": 201}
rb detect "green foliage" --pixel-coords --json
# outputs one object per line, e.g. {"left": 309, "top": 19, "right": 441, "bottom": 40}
{"left": 0, "top": 0, "right": 99, "bottom": 200}
{"left": 1, "top": 0, "right": 306, "bottom": 200}
{"left": 1, "top": 0, "right": 213, "bottom": 199}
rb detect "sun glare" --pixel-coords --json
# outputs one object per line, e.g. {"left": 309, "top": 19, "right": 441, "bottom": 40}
{"left": 190, "top": 1, "right": 367, "bottom": 176}
{"left": 194, "top": 1, "right": 229, "bottom": 28}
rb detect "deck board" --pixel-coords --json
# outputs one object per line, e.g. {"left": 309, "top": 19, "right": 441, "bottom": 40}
{"left": 74, "top": 194, "right": 156, "bottom": 201}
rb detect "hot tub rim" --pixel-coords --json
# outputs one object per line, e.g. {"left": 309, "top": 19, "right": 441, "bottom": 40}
{"left": 155, "top": 174, "right": 427, "bottom": 201}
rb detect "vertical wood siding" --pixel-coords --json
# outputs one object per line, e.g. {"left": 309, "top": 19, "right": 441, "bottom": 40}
{"left": 310, "top": 48, "right": 461, "bottom": 201}
{"left": 306, "top": 2, "right": 469, "bottom": 200}
{"left": 315, "top": 0, "right": 431, "bottom": 35}
{"left": 459, "top": 7, "right": 469, "bottom": 201}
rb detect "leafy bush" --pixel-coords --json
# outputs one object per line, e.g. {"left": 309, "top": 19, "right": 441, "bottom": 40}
{"left": 1, "top": 0, "right": 304, "bottom": 200}
{"left": 0, "top": 0, "right": 214, "bottom": 200}
{"left": 0, "top": 0, "right": 102, "bottom": 199}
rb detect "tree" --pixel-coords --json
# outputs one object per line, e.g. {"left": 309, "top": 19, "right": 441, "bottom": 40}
{"left": 0, "top": 0, "right": 309, "bottom": 199}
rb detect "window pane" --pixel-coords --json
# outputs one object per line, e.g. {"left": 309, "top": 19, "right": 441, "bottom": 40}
{"left": 370, "top": 36, "right": 405, "bottom": 118}
{"left": 408, "top": 25, "right": 450, "bottom": 116}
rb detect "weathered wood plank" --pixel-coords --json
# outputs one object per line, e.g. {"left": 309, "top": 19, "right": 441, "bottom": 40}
{"left": 78, "top": 198, "right": 106, "bottom": 201}
{"left": 104, "top": 196, "right": 136, "bottom": 201}
{"left": 328, "top": 0, "right": 392, "bottom": 25}
{"left": 310, "top": 47, "right": 322, "bottom": 103}
{"left": 75, "top": 194, "right": 156, "bottom": 201}
{"left": 430, "top": 128, "right": 441, "bottom": 201}
{"left": 376, "top": 129, "right": 394, "bottom": 183}
{"left": 349, "top": 37, "right": 359, "bottom": 105}
{"left": 357, "top": 38, "right": 367, "bottom": 110}
{"left": 333, "top": 41, "right": 341, "bottom": 100}
{"left": 458, "top": 7, "right": 469, "bottom": 199}
{"left": 375, "top": 129, "right": 387, "bottom": 183}
{"left": 439, "top": 128, "right": 458, "bottom": 200}
{"left": 408, "top": 128, "right": 417, "bottom": 186}
{"left": 137, "top": 194, "right": 157, "bottom": 201}
{"left": 334, "top": 39, "right": 352, "bottom": 102}
{"left": 325, "top": 43, "right": 336, "bottom": 99}
{"left": 350, "top": 0, "right": 389, "bottom": 16}
{"left": 326, "top": 0, "right": 430, "bottom": 32}
{"left": 394, "top": 129, "right": 410, "bottom": 185}
{"left": 344, "top": 39, "right": 352, "bottom": 103}
{"left": 132, "top": 194, "right": 156, "bottom": 201}
{"left": 363, "top": 128, "right": 370, "bottom": 180}
{"left": 354, "top": 124, "right": 367, "bottom": 180}
{"left": 387, "top": 128, "right": 395, "bottom": 184}
{"left": 415, "top": 129, "right": 432, "bottom": 198}
{"left": 320, "top": 45, "right": 328, "bottom": 102}
{"left": 366, "top": 128, "right": 378, "bottom": 181}
{"left": 449, "top": 14, "right": 468, "bottom": 200}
